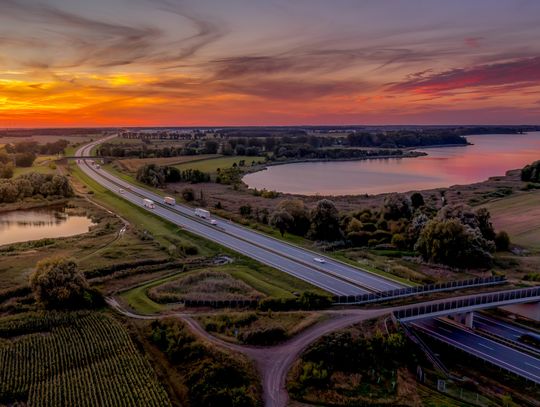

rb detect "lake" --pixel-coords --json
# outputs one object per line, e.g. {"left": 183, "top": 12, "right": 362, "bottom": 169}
{"left": 0, "top": 207, "right": 95, "bottom": 246}
{"left": 242, "top": 132, "right": 540, "bottom": 196}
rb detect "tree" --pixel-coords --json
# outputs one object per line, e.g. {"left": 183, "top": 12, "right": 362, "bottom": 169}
{"left": 494, "top": 231, "right": 511, "bottom": 251}
{"left": 415, "top": 218, "right": 494, "bottom": 268}
{"left": 521, "top": 160, "right": 540, "bottom": 182}
{"left": 308, "top": 199, "right": 342, "bottom": 241}
{"left": 14, "top": 152, "right": 36, "bottom": 167}
{"left": 270, "top": 210, "right": 293, "bottom": 236}
{"left": 391, "top": 233, "right": 407, "bottom": 249}
{"left": 29, "top": 257, "right": 91, "bottom": 309}
{"left": 0, "top": 162, "right": 14, "bottom": 179}
{"left": 346, "top": 218, "right": 363, "bottom": 234}
{"left": 0, "top": 182, "right": 18, "bottom": 203}
{"left": 475, "top": 207, "right": 496, "bottom": 240}
{"left": 203, "top": 140, "right": 219, "bottom": 154}
{"left": 182, "top": 187, "right": 195, "bottom": 201}
{"left": 163, "top": 166, "right": 181, "bottom": 183}
{"left": 276, "top": 199, "right": 311, "bottom": 236}
{"left": 382, "top": 193, "right": 411, "bottom": 220}
{"left": 410, "top": 192, "right": 425, "bottom": 209}
{"left": 239, "top": 204, "right": 252, "bottom": 217}
{"left": 136, "top": 163, "right": 165, "bottom": 187}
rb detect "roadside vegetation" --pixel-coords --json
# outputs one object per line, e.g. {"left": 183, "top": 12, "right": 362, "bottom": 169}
{"left": 288, "top": 316, "right": 533, "bottom": 406}
{"left": 197, "top": 311, "right": 323, "bottom": 345}
{"left": 288, "top": 317, "right": 421, "bottom": 405}
{"left": 141, "top": 317, "right": 262, "bottom": 406}
{"left": 120, "top": 263, "right": 331, "bottom": 315}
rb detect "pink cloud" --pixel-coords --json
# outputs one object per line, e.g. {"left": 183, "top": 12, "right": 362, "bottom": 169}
{"left": 388, "top": 56, "right": 540, "bottom": 94}
{"left": 464, "top": 37, "right": 483, "bottom": 48}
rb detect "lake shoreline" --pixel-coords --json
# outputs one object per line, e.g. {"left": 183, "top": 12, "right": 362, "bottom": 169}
{"left": 243, "top": 150, "right": 427, "bottom": 177}
{"left": 0, "top": 198, "right": 71, "bottom": 214}
{"left": 242, "top": 132, "right": 540, "bottom": 196}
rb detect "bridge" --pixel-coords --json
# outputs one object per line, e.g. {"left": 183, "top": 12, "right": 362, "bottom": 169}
{"left": 394, "top": 286, "right": 540, "bottom": 323}
{"left": 394, "top": 287, "right": 540, "bottom": 385}
{"left": 333, "top": 276, "right": 506, "bottom": 305}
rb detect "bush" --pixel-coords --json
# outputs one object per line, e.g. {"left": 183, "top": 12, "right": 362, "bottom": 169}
{"left": 239, "top": 326, "right": 287, "bottom": 345}
{"left": 182, "top": 187, "right": 195, "bottom": 201}
{"left": 494, "top": 231, "right": 511, "bottom": 251}
{"left": 521, "top": 160, "right": 540, "bottom": 182}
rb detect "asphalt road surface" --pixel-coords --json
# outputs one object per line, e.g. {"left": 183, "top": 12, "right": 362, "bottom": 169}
{"left": 412, "top": 318, "right": 540, "bottom": 384}
{"left": 76, "top": 139, "right": 405, "bottom": 296}
{"left": 473, "top": 313, "right": 540, "bottom": 353}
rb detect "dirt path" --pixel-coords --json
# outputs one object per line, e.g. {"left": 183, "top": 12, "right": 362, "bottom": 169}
{"left": 106, "top": 297, "right": 387, "bottom": 407}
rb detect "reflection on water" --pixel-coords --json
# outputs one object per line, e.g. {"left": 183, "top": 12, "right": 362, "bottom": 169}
{"left": 0, "top": 207, "right": 95, "bottom": 246}
{"left": 243, "top": 132, "right": 540, "bottom": 196}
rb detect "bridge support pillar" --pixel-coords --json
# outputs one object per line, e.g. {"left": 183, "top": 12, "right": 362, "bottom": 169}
{"left": 464, "top": 312, "right": 474, "bottom": 328}
{"left": 451, "top": 312, "right": 474, "bottom": 328}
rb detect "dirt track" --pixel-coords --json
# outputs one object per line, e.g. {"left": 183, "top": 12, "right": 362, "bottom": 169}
{"left": 107, "top": 298, "right": 387, "bottom": 407}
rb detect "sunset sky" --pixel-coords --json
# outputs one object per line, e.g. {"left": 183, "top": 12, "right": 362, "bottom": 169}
{"left": 1, "top": 0, "right": 540, "bottom": 127}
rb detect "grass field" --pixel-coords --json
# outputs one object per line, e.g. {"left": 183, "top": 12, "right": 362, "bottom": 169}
{"left": 149, "top": 269, "right": 263, "bottom": 302}
{"left": 483, "top": 190, "right": 540, "bottom": 250}
{"left": 0, "top": 135, "right": 96, "bottom": 145}
{"left": 0, "top": 311, "right": 171, "bottom": 406}
{"left": 12, "top": 155, "right": 59, "bottom": 177}
{"left": 120, "top": 262, "right": 325, "bottom": 314}
{"left": 174, "top": 155, "right": 264, "bottom": 174}
{"left": 117, "top": 154, "right": 220, "bottom": 173}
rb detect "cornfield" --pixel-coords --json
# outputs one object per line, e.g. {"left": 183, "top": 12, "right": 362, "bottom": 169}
{"left": 0, "top": 311, "right": 171, "bottom": 406}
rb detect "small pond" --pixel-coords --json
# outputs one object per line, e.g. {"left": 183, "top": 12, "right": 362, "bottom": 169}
{"left": 0, "top": 207, "right": 95, "bottom": 246}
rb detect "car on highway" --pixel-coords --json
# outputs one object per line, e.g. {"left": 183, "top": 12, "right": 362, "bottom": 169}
{"left": 119, "top": 189, "right": 125, "bottom": 194}
{"left": 210, "top": 219, "right": 218, "bottom": 225}
{"left": 313, "top": 257, "right": 326, "bottom": 264}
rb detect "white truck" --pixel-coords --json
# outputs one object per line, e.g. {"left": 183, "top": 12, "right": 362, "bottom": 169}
{"left": 143, "top": 198, "right": 155, "bottom": 209}
{"left": 164, "top": 196, "right": 176, "bottom": 206}
{"left": 195, "top": 208, "right": 210, "bottom": 219}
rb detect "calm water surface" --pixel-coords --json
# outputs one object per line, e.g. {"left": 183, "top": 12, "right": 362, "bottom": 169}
{"left": 0, "top": 208, "right": 95, "bottom": 246}
{"left": 243, "top": 132, "right": 540, "bottom": 195}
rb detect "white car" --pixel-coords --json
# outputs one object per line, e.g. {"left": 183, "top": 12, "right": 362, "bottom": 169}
{"left": 210, "top": 219, "right": 218, "bottom": 225}
{"left": 119, "top": 189, "right": 125, "bottom": 194}
{"left": 313, "top": 257, "right": 326, "bottom": 264}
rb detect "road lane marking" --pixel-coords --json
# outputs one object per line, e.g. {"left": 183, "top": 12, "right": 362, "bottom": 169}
{"left": 440, "top": 327, "right": 453, "bottom": 333}
{"left": 477, "top": 343, "right": 494, "bottom": 351}
{"left": 525, "top": 362, "right": 540, "bottom": 371}
{"left": 411, "top": 322, "right": 540, "bottom": 382}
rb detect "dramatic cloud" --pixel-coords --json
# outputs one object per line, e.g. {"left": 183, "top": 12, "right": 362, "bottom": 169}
{"left": 388, "top": 56, "right": 540, "bottom": 94}
{"left": 1, "top": 0, "right": 540, "bottom": 126}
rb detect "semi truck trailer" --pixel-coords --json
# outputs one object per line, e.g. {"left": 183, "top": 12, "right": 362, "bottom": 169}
{"left": 164, "top": 196, "right": 176, "bottom": 205}
{"left": 143, "top": 199, "right": 155, "bottom": 209}
{"left": 195, "top": 208, "right": 210, "bottom": 219}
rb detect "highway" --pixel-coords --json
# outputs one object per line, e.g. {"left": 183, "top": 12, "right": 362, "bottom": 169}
{"left": 473, "top": 313, "right": 540, "bottom": 353}
{"left": 411, "top": 318, "right": 540, "bottom": 384}
{"left": 75, "top": 139, "right": 405, "bottom": 296}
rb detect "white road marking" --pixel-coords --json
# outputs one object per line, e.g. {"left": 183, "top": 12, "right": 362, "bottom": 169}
{"left": 525, "top": 362, "right": 540, "bottom": 371}
{"left": 477, "top": 343, "right": 494, "bottom": 351}
{"left": 440, "top": 327, "right": 453, "bottom": 333}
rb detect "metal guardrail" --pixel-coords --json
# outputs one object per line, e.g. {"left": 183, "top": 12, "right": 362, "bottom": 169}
{"left": 395, "top": 286, "right": 540, "bottom": 321}
{"left": 333, "top": 276, "right": 506, "bottom": 305}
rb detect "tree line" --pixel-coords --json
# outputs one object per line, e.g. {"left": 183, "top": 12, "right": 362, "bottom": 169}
{"left": 136, "top": 164, "right": 210, "bottom": 187}
{"left": 264, "top": 193, "right": 508, "bottom": 269}
{"left": 0, "top": 173, "right": 73, "bottom": 203}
